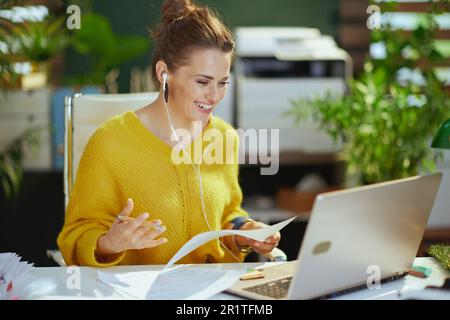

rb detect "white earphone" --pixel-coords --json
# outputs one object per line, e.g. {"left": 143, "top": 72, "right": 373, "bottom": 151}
{"left": 162, "top": 72, "right": 169, "bottom": 103}
{"left": 160, "top": 71, "right": 240, "bottom": 262}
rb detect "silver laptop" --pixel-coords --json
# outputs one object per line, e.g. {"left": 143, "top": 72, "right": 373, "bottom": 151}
{"left": 228, "top": 173, "right": 442, "bottom": 300}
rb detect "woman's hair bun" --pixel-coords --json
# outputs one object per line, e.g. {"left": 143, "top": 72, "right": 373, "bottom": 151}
{"left": 150, "top": 0, "right": 235, "bottom": 88}
{"left": 161, "top": 0, "right": 197, "bottom": 25}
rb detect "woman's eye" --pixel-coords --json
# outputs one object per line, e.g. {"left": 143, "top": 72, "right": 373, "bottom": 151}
{"left": 197, "top": 81, "right": 208, "bottom": 85}
{"left": 219, "top": 81, "right": 230, "bottom": 87}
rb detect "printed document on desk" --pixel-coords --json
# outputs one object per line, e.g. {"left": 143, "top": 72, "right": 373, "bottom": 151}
{"left": 146, "top": 266, "right": 244, "bottom": 300}
{"left": 97, "top": 266, "right": 244, "bottom": 300}
{"left": 165, "top": 216, "right": 296, "bottom": 269}
{"left": 97, "top": 270, "right": 160, "bottom": 299}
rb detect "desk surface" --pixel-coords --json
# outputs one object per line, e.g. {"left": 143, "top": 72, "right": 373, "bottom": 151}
{"left": 25, "top": 258, "right": 449, "bottom": 300}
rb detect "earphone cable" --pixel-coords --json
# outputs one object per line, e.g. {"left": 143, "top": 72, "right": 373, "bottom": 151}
{"left": 161, "top": 86, "right": 241, "bottom": 262}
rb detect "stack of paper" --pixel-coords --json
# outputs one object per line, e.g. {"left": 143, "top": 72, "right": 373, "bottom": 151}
{"left": 0, "top": 253, "right": 34, "bottom": 300}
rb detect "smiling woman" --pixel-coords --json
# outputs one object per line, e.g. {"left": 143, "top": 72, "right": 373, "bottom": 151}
{"left": 57, "top": 0, "right": 281, "bottom": 268}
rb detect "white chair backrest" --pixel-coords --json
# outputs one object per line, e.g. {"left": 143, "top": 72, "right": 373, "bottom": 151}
{"left": 64, "top": 92, "right": 159, "bottom": 207}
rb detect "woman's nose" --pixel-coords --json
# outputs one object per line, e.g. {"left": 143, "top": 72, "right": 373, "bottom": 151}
{"left": 206, "top": 85, "right": 221, "bottom": 103}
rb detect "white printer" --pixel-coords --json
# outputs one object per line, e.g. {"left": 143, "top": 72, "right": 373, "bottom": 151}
{"left": 233, "top": 27, "right": 352, "bottom": 156}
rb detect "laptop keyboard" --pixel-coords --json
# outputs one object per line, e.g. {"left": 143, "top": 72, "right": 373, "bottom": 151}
{"left": 242, "top": 276, "right": 292, "bottom": 299}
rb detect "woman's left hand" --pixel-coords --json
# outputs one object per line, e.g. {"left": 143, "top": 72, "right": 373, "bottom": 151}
{"left": 235, "top": 221, "right": 281, "bottom": 254}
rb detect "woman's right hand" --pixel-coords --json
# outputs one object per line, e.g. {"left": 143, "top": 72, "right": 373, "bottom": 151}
{"left": 96, "top": 198, "right": 167, "bottom": 256}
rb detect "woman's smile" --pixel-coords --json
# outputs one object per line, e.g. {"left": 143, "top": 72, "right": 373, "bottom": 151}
{"left": 194, "top": 101, "right": 214, "bottom": 113}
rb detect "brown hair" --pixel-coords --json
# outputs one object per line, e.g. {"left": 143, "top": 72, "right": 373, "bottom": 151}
{"left": 150, "top": 0, "right": 235, "bottom": 88}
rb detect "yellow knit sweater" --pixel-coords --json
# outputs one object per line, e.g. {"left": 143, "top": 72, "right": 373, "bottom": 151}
{"left": 57, "top": 111, "right": 248, "bottom": 267}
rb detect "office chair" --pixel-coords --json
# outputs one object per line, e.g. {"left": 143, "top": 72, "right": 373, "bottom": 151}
{"left": 48, "top": 92, "right": 286, "bottom": 266}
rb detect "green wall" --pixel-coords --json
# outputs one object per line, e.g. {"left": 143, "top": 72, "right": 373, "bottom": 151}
{"left": 86, "top": 0, "right": 340, "bottom": 92}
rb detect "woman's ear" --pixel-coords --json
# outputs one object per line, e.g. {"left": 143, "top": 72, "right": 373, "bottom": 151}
{"left": 155, "top": 60, "right": 169, "bottom": 84}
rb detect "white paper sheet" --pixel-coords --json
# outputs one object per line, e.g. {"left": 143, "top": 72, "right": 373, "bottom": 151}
{"left": 146, "top": 266, "right": 244, "bottom": 300}
{"left": 97, "top": 270, "right": 160, "bottom": 299}
{"left": 164, "top": 216, "right": 297, "bottom": 269}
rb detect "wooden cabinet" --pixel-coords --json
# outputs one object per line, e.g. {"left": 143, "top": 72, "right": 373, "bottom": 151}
{"left": 0, "top": 88, "right": 52, "bottom": 170}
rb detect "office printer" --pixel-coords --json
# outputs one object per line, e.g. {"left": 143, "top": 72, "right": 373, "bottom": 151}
{"left": 234, "top": 27, "right": 352, "bottom": 156}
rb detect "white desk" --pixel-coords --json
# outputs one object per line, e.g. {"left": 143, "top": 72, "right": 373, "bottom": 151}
{"left": 25, "top": 258, "right": 449, "bottom": 300}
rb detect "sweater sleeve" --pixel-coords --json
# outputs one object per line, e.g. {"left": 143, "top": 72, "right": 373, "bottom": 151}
{"left": 57, "top": 128, "right": 126, "bottom": 266}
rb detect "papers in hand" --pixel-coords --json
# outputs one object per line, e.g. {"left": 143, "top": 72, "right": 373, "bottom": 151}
{"left": 165, "top": 216, "right": 297, "bottom": 269}
{"left": 0, "top": 253, "right": 34, "bottom": 300}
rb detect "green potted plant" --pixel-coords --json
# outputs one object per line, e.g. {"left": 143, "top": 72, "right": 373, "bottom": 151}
{"left": 64, "top": 12, "right": 150, "bottom": 87}
{"left": 286, "top": 1, "right": 450, "bottom": 186}
{"left": 428, "top": 244, "right": 450, "bottom": 270}
{"left": 12, "top": 16, "right": 69, "bottom": 82}
{"left": 0, "top": 6, "right": 69, "bottom": 89}
{"left": 0, "top": 128, "right": 43, "bottom": 209}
